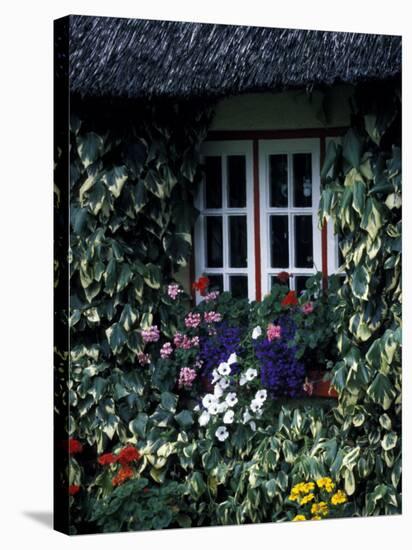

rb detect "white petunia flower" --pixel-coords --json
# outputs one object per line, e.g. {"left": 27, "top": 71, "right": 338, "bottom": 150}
{"left": 218, "top": 362, "right": 231, "bottom": 376}
{"left": 208, "top": 403, "right": 219, "bottom": 415}
{"left": 223, "top": 409, "right": 235, "bottom": 424}
{"left": 211, "top": 369, "right": 220, "bottom": 384}
{"left": 215, "top": 426, "right": 229, "bottom": 442}
{"left": 252, "top": 326, "right": 262, "bottom": 339}
{"left": 255, "top": 409, "right": 263, "bottom": 418}
{"left": 225, "top": 392, "right": 238, "bottom": 407}
{"left": 214, "top": 384, "right": 224, "bottom": 398}
{"left": 218, "top": 401, "right": 229, "bottom": 413}
{"left": 243, "top": 409, "right": 252, "bottom": 424}
{"left": 202, "top": 394, "right": 216, "bottom": 409}
{"left": 249, "top": 421, "right": 256, "bottom": 432}
{"left": 219, "top": 377, "right": 230, "bottom": 390}
{"left": 239, "top": 374, "right": 247, "bottom": 386}
{"left": 250, "top": 398, "right": 262, "bottom": 413}
{"left": 245, "top": 368, "right": 258, "bottom": 381}
{"left": 255, "top": 389, "right": 267, "bottom": 403}
{"left": 227, "top": 353, "right": 238, "bottom": 365}
{"left": 193, "top": 404, "right": 200, "bottom": 412}
{"left": 198, "top": 410, "right": 210, "bottom": 426}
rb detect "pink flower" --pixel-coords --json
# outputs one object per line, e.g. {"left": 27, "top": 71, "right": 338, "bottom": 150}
{"left": 204, "top": 290, "right": 220, "bottom": 303}
{"left": 204, "top": 311, "right": 223, "bottom": 324}
{"left": 178, "top": 367, "right": 197, "bottom": 389}
{"left": 184, "top": 312, "right": 202, "bottom": 329}
{"left": 160, "top": 342, "right": 173, "bottom": 359}
{"left": 141, "top": 325, "right": 160, "bottom": 343}
{"left": 267, "top": 323, "right": 282, "bottom": 341}
{"left": 173, "top": 332, "right": 199, "bottom": 349}
{"left": 168, "top": 283, "right": 183, "bottom": 300}
{"left": 137, "top": 352, "right": 151, "bottom": 365}
{"left": 301, "top": 302, "right": 314, "bottom": 315}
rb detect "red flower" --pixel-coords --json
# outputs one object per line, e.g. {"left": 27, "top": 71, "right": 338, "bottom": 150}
{"left": 118, "top": 445, "right": 141, "bottom": 465}
{"left": 112, "top": 466, "right": 134, "bottom": 487}
{"left": 98, "top": 452, "right": 118, "bottom": 466}
{"left": 281, "top": 290, "right": 298, "bottom": 307}
{"left": 68, "top": 438, "right": 83, "bottom": 454}
{"left": 192, "top": 276, "right": 209, "bottom": 296}
{"left": 68, "top": 484, "right": 80, "bottom": 496}
{"left": 277, "top": 271, "right": 290, "bottom": 284}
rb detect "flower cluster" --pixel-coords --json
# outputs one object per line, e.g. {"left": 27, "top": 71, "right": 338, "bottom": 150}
{"left": 199, "top": 323, "right": 243, "bottom": 380}
{"left": 69, "top": 484, "right": 81, "bottom": 496}
{"left": 174, "top": 332, "right": 200, "bottom": 349}
{"left": 204, "top": 290, "right": 219, "bottom": 303}
{"left": 204, "top": 311, "right": 223, "bottom": 324}
{"left": 185, "top": 312, "right": 202, "bottom": 329}
{"left": 288, "top": 477, "right": 348, "bottom": 521}
{"left": 141, "top": 325, "right": 160, "bottom": 343}
{"left": 178, "top": 367, "right": 198, "bottom": 389}
{"left": 197, "top": 352, "right": 268, "bottom": 441}
{"left": 253, "top": 316, "right": 305, "bottom": 397}
{"left": 98, "top": 445, "right": 141, "bottom": 487}
{"left": 301, "top": 301, "right": 314, "bottom": 315}
{"left": 167, "top": 283, "right": 183, "bottom": 300}
{"left": 160, "top": 342, "right": 173, "bottom": 359}
{"left": 281, "top": 290, "right": 299, "bottom": 308}
{"left": 137, "top": 351, "right": 151, "bottom": 365}
{"left": 67, "top": 438, "right": 83, "bottom": 454}
{"left": 192, "top": 276, "right": 209, "bottom": 296}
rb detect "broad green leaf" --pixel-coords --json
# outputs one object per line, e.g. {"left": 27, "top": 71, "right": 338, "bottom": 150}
{"left": 129, "top": 413, "right": 148, "bottom": 438}
{"left": 351, "top": 265, "right": 370, "bottom": 301}
{"left": 175, "top": 410, "right": 193, "bottom": 428}
{"left": 360, "top": 198, "right": 383, "bottom": 240}
{"left": 352, "top": 180, "right": 366, "bottom": 215}
{"left": 144, "top": 263, "right": 161, "bottom": 289}
{"left": 367, "top": 372, "right": 396, "bottom": 410}
{"left": 119, "top": 304, "right": 137, "bottom": 331}
{"left": 342, "top": 129, "right": 362, "bottom": 169}
{"left": 160, "top": 392, "right": 179, "bottom": 413}
{"left": 103, "top": 166, "right": 128, "bottom": 198}
{"left": 321, "top": 141, "right": 337, "bottom": 180}
{"left": 381, "top": 432, "right": 398, "bottom": 451}
{"left": 163, "top": 232, "right": 192, "bottom": 266}
{"left": 77, "top": 132, "right": 104, "bottom": 168}
{"left": 105, "top": 322, "right": 127, "bottom": 354}
{"left": 117, "top": 263, "right": 133, "bottom": 292}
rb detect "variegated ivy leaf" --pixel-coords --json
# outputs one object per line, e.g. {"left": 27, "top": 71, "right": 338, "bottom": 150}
{"left": 77, "top": 132, "right": 104, "bottom": 169}
{"left": 103, "top": 165, "right": 128, "bottom": 198}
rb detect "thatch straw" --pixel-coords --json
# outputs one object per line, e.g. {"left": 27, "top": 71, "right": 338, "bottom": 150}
{"left": 65, "top": 15, "right": 401, "bottom": 99}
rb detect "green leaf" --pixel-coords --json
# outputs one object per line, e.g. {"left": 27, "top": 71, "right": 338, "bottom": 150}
{"left": 351, "top": 265, "right": 370, "bottom": 301}
{"left": 381, "top": 432, "right": 398, "bottom": 451}
{"left": 77, "top": 132, "right": 104, "bottom": 168}
{"left": 103, "top": 166, "right": 128, "bottom": 198}
{"left": 175, "top": 410, "right": 193, "bottom": 428}
{"left": 119, "top": 304, "right": 137, "bottom": 331}
{"left": 133, "top": 180, "right": 148, "bottom": 213}
{"left": 352, "top": 180, "right": 366, "bottom": 216}
{"left": 344, "top": 468, "right": 356, "bottom": 496}
{"left": 321, "top": 141, "right": 337, "bottom": 180}
{"left": 163, "top": 232, "right": 192, "bottom": 266}
{"left": 342, "top": 129, "right": 362, "bottom": 169}
{"left": 360, "top": 198, "right": 383, "bottom": 240}
{"left": 144, "top": 263, "right": 161, "bottom": 289}
{"left": 117, "top": 263, "right": 133, "bottom": 292}
{"left": 129, "top": 413, "right": 148, "bottom": 438}
{"left": 190, "top": 471, "right": 207, "bottom": 497}
{"left": 265, "top": 478, "right": 277, "bottom": 498}
{"left": 379, "top": 413, "right": 392, "bottom": 431}
{"left": 367, "top": 373, "right": 396, "bottom": 410}
{"left": 106, "top": 322, "right": 127, "bottom": 354}
{"left": 104, "top": 259, "right": 117, "bottom": 296}
{"left": 160, "top": 392, "right": 179, "bottom": 413}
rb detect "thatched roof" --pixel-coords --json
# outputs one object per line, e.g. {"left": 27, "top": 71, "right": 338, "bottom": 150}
{"left": 66, "top": 15, "right": 401, "bottom": 99}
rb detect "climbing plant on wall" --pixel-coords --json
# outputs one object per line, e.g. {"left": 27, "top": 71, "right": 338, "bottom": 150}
{"left": 68, "top": 99, "right": 213, "bottom": 452}
{"left": 319, "top": 82, "right": 402, "bottom": 514}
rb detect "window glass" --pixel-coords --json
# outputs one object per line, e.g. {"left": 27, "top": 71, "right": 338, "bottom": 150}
{"left": 229, "top": 275, "right": 248, "bottom": 298}
{"left": 206, "top": 274, "right": 224, "bottom": 293}
{"left": 294, "top": 215, "right": 313, "bottom": 268}
{"left": 293, "top": 153, "right": 312, "bottom": 207}
{"left": 269, "top": 154, "right": 288, "bottom": 207}
{"left": 227, "top": 155, "right": 246, "bottom": 208}
{"left": 229, "top": 216, "right": 247, "bottom": 268}
{"left": 295, "top": 275, "right": 309, "bottom": 294}
{"left": 270, "top": 215, "right": 289, "bottom": 268}
{"left": 204, "top": 156, "right": 222, "bottom": 208}
{"left": 206, "top": 216, "right": 223, "bottom": 267}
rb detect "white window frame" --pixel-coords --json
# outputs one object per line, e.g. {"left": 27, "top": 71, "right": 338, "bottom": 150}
{"left": 259, "top": 138, "right": 322, "bottom": 295}
{"left": 195, "top": 140, "right": 255, "bottom": 302}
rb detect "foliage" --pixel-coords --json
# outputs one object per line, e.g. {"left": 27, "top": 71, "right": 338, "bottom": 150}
{"left": 318, "top": 82, "right": 402, "bottom": 514}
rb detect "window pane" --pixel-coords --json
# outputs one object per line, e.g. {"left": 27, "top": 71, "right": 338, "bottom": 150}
{"left": 204, "top": 156, "right": 222, "bottom": 208}
{"left": 206, "top": 216, "right": 223, "bottom": 267}
{"left": 227, "top": 155, "right": 246, "bottom": 208}
{"left": 293, "top": 153, "right": 312, "bottom": 207}
{"left": 295, "top": 275, "right": 309, "bottom": 294}
{"left": 206, "top": 274, "right": 223, "bottom": 293}
{"left": 270, "top": 215, "right": 289, "bottom": 268}
{"left": 271, "top": 275, "right": 290, "bottom": 290}
{"left": 229, "top": 276, "right": 248, "bottom": 298}
{"left": 229, "top": 216, "right": 247, "bottom": 267}
{"left": 269, "top": 154, "right": 288, "bottom": 207}
{"left": 294, "top": 215, "right": 313, "bottom": 267}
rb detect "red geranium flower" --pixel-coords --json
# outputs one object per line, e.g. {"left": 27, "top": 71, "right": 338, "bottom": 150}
{"left": 67, "top": 438, "right": 83, "bottom": 454}
{"left": 281, "top": 290, "right": 298, "bottom": 307}
{"left": 68, "top": 484, "right": 80, "bottom": 496}
{"left": 112, "top": 466, "right": 134, "bottom": 487}
{"left": 98, "top": 452, "right": 118, "bottom": 466}
{"left": 192, "top": 276, "right": 209, "bottom": 296}
{"left": 118, "top": 445, "right": 141, "bottom": 465}
{"left": 276, "top": 271, "right": 290, "bottom": 284}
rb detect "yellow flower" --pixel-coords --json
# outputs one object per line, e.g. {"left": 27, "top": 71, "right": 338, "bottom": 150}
{"left": 316, "top": 477, "right": 335, "bottom": 493}
{"left": 292, "top": 515, "right": 307, "bottom": 521}
{"left": 331, "top": 490, "right": 348, "bottom": 505}
{"left": 311, "top": 501, "right": 329, "bottom": 516}
{"left": 311, "top": 515, "right": 322, "bottom": 520}
{"left": 299, "top": 493, "right": 315, "bottom": 505}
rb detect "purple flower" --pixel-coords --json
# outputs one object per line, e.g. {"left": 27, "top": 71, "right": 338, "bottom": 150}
{"left": 160, "top": 342, "right": 173, "bottom": 359}
{"left": 174, "top": 332, "right": 199, "bottom": 349}
{"left": 267, "top": 323, "right": 282, "bottom": 341}
{"left": 204, "top": 311, "right": 223, "bottom": 324}
{"left": 199, "top": 323, "right": 243, "bottom": 380}
{"left": 137, "top": 352, "right": 151, "bottom": 365}
{"left": 141, "top": 325, "right": 160, "bottom": 343}
{"left": 178, "top": 367, "right": 197, "bottom": 389}
{"left": 168, "top": 283, "right": 183, "bottom": 300}
{"left": 204, "top": 290, "right": 220, "bottom": 303}
{"left": 185, "top": 312, "right": 202, "bottom": 329}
